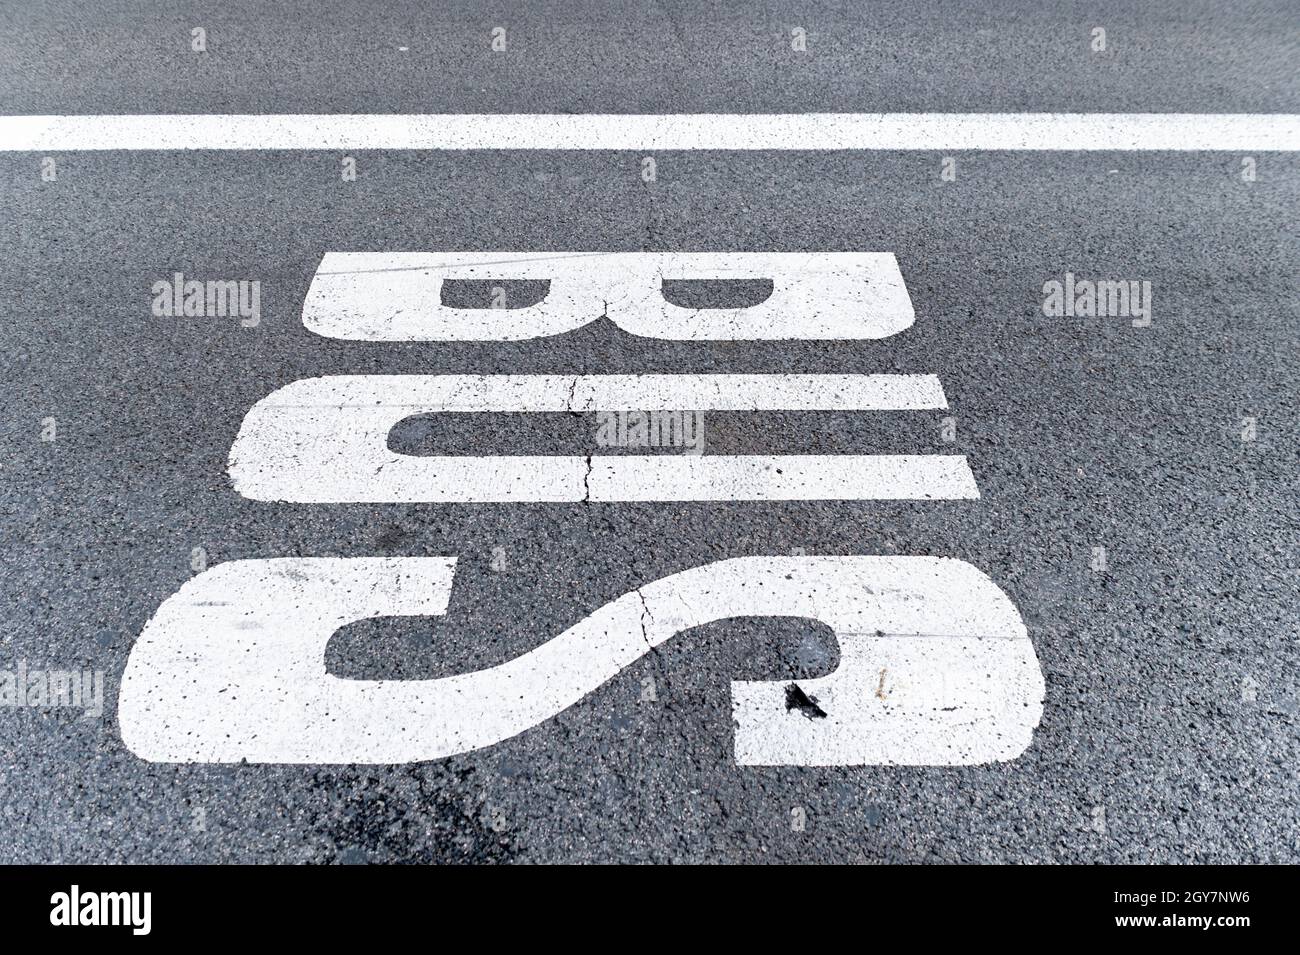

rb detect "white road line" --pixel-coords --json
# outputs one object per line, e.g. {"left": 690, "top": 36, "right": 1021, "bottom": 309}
{"left": 227, "top": 373, "right": 977, "bottom": 502}
{"left": 2, "top": 113, "right": 1297, "bottom": 151}
{"left": 304, "top": 251, "right": 915, "bottom": 341}
{"left": 584, "top": 455, "right": 978, "bottom": 502}
{"left": 236, "top": 372, "right": 951, "bottom": 412}
{"left": 118, "top": 556, "right": 1045, "bottom": 765}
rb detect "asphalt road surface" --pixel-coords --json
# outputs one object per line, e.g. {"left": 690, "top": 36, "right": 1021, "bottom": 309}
{"left": 0, "top": 1, "right": 1297, "bottom": 863}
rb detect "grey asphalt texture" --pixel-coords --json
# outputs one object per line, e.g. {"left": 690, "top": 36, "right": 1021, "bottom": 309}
{"left": 0, "top": 0, "right": 1297, "bottom": 863}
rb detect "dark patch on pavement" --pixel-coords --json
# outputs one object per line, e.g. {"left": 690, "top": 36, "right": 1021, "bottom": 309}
{"left": 785, "top": 683, "right": 828, "bottom": 719}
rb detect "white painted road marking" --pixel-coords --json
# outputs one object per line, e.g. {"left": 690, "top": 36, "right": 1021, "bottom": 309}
{"left": 227, "top": 373, "right": 978, "bottom": 502}
{"left": 2, "top": 113, "right": 1297, "bottom": 151}
{"left": 304, "top": 252, "right": 914, "bottom": 341}
{"left": 118, "top": 556, "right": 1045, "bottom": 765}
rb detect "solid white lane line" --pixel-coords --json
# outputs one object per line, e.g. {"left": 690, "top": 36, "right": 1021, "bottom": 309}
{"left": 2, "top": 113, "right": 1296, "bottom": 151}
